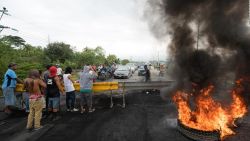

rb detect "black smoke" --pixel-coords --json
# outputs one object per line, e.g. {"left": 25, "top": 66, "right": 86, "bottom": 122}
{"left": 146, "top": 0, "right": 250, "bottom": 94}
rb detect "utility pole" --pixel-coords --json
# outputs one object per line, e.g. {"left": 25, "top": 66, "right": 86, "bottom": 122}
{"left": 196, "top": 20, "right": 200, "bottom": 50}
{"left": 0, "top": 7, "right": 10, "bottom": 21}
{"left": 196, "top": 8, "right": 201, "bottom": 51}
{"left": 157, "top": 51, "right": 160, "bottom": 67}
{"left": 0, "top": 7, "right": 17, "bottom": 34}
{"left": 249, "top": 0, "right": 250, "bottom": 25}
{"left": 48, "top": 35, "right": 51, "bottom": 44}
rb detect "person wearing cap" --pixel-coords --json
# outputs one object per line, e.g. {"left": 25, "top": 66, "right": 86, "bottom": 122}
{"left": 46, "top": 66, "right": 65, "bottom": 120}
{"left": 1, "top": 63, "right": 23, "bottom": 114}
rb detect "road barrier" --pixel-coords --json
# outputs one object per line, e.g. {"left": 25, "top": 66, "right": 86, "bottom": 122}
{"left": 15, "top": 80, "right": 173, "bottom": 108}
{"left": 15, "top": 82, "right": 119, "bottom": 92}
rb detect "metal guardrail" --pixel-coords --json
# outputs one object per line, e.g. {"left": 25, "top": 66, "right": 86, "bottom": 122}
{"left": 119, "top": 81, "right": 173, "bottom": 91}
{"left": 14, "top": 81, "right": 174, "bottom": 108}
{"left": 115, "top": 81, "right": 174, "bottom": 108}
{"left": 15, "top": 82, "right": 119, "bottom": 93}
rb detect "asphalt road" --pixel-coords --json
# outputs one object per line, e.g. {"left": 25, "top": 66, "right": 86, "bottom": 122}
{"left": 0, "top": 69, "right": 250, "bottom": 141}
{"left": 0, "top": 91, "right": 191, "bottom": 141}
{"left": 1, "top": 91, "right": 250, "bottom": 141}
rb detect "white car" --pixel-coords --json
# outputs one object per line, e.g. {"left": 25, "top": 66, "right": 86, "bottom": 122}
{"left": 114, "top": 66, "right": 131, "bottom": 79}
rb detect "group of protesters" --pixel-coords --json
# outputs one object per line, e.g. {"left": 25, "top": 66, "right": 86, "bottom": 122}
{"left": 1, "top": 63, "right": 97, "bottom": 131}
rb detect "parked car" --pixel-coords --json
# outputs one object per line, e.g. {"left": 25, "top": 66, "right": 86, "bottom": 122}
{"left": 114, "top": 65, "right": 131, "bottom": 79}
{"left": 138, "top": 66, "right": 146, "bottom": 76}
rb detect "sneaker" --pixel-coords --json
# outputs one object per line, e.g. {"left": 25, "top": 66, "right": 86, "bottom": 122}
{"left": 80, "top": 108, "right": 86, "bottom": 114}
{"left": 34, "top": 126, "right": 43, "bottom": 131}
{"left": 71, "top": 108, "right": 79, "bottom": 112}
{"left": 67, "top": 109, "right": 71, "bottom": 112}
{"left": 88, "top": 108, "right": 95, "bottom": 113}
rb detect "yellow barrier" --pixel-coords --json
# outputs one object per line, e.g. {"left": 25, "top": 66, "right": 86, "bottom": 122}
{"left": 15, "top": 82, "right": 119, "bottom": 93}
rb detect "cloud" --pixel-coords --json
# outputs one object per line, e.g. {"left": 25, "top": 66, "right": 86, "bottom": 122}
{"left": 1, "top": 0, "right": 167, "bottom": 61}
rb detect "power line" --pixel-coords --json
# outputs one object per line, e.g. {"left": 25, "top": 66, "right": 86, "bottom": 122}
{"left": 4, "top": 14, "right": 52, "bottom": 45}
{"left": 0, "top": 6, "right": 48, "bottom": 45}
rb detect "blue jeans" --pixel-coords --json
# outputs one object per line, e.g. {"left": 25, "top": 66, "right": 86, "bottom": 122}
{"left": 3, "top": 87, "right": 16, "bottom": 106}
{"left": 23, "top": 92, "right": 30, "bottom": 112}
{"left": 66, "top": 91, "right": 76, "bottom": 109}
{"left": 80, "top": 92, "right": 92, "bottom": 109}
{"left": 48, "top": 97, "right": 60, "bottom": 110}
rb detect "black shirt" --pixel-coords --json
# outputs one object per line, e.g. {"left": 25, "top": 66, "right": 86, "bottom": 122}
{"left": 46, "top": 76, "right": 60, "bottom": 97}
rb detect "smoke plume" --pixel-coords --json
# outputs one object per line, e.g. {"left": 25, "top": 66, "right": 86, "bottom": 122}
{"left": 146, "top": 0, "right": 250, "bottom": 96}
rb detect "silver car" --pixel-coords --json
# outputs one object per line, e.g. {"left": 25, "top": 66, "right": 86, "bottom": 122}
{"left": 114, "top": 65, "right": 131, "bottom": 79}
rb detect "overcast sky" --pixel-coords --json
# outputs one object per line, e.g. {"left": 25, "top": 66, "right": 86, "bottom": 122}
{"left": 1, "top": 0, "right": 167, "bottom": 61}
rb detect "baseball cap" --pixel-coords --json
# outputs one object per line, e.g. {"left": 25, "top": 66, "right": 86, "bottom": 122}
{"left": 49, "top": 66, "right": 57, "bottom": 77}
{"left": 8, "top": 62, "right": 17, "bottom": 68}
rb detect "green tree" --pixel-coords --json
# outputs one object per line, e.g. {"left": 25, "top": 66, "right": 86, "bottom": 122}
{"left": 79, "top": 47, "right": 96, "bottom": 65}
{"left": 121, "top": 59, "right": 130, "bottom": 65}
{"left": 106, "top": 54, "right": 119, "bottom": 65}
{"left": 95, "top": 46, "right": 105, "bottom": 56}
{"left": 0, "top": 41, "right": 15, "bottom": 81}
{"left": 44, "top": 42, "right": 73, "bottom": 63}
{"left": 94, "top": 46, "right": 106, "bottom": 65}
{"left": 75, "top": 47, "right": 107, "bottom": 66}
{"left": 0, "top": 35, "right": 25, "bottom": 48}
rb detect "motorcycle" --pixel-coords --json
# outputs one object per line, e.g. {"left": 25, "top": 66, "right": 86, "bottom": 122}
{"left": 97, "top": 70, "right": 107, "bottom": 81}
{"left": 97, "top": 69, "right": 112, "bottom": 81}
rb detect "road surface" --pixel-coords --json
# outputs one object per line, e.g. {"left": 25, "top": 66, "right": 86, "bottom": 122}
{"left": 0, "top": 68, "right": 249, "bottom": 141}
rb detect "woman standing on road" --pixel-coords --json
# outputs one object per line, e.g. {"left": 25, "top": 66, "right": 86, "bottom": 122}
{"left": 25, "top": 69, "right": 46, "bottom": 131}
{"left": 63, "top": 67, "right": 78, "bottom": 112}
{"left": 79, "top": 66, "right": 97, "bottom": 113}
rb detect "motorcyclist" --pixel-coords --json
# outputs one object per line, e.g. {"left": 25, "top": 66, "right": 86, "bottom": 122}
{"left": 98, "top": 64, "right": 108, "bottom": 80}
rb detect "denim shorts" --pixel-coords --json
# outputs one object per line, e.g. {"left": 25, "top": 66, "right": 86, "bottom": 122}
{"left": 48, "top": 97, "right": 60, "bottom": 109}
{"left": 3, "top": 87, "right": 16, "bottom": 106}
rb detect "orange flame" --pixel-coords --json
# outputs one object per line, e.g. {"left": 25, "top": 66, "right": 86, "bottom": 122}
{"left": 173, "top": 83, "right": 247, "bottom": 139}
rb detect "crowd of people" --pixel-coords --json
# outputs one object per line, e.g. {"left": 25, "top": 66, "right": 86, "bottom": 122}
{"left": 1, "top": 63, "right": 97, "bottom": 131}
{"left": 1, "top": 62, "right": 151, "bottom": 132}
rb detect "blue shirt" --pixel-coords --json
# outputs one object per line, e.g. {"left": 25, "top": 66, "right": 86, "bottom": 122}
{"left": 2, "top": 69, "right": 17, "bottom": 89}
